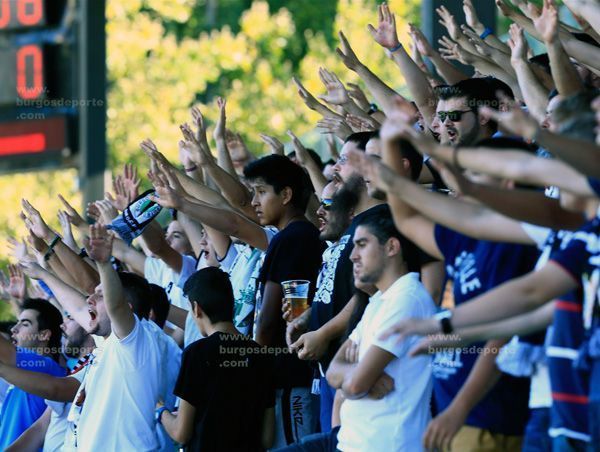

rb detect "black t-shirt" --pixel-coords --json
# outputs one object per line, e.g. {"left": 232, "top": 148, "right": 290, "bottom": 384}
{"left": 257, "top": 220, "right": 325, "bottom": 387}
{"left": 174, "top": 332, "right": 276, "bottom": 452}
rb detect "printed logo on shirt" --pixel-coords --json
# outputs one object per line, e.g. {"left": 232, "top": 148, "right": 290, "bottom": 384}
{"left": 447, "top": 251, "right": 482, "bottom": 296}
{"left": 432, "top": 349, "right": 464, "bottom": 379}
{"left": 313, "top": 236, "right": 350, "bottom": 306}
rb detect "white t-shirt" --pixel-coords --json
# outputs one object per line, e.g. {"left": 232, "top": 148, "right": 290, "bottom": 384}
{"left": 228, "top": 227, "right": 278, "bottom": 335}
{"left": 43, "top": 370, "right": 86, "bottom": 452}
{"left": 63, "top": 318, "right": 163, "bottom": 451}
{"left": 145, "top": 255, "right": 202, "bottom": 347}
{"left": 338, "top": 273, "right": 437, "bottom": 452}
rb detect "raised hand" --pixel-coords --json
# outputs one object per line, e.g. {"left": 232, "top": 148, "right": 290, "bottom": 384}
{"left": 148, "top": 163, "right": 187, "bottom": 210}
{"left": 335, "top": 31, "right": 363, "bottom": 72}
{"left": 316, "top": 117, "right": 353, "bottom": 139}
{"left": 292, "top": 76, "right": 324, "bottom": 112}
{"left": 19, "top": 260, "right": 46, "bottom": 281}
{"left": 367, "top": 2, "right": 401, "bottom": 50}
{"left": 409, "top": 24, "right": 435, "bottom": 57}
{"left": 260, "top": 134, "right": 285, "bottom": 156}
{"left": 463, "top": 0, "right": 484, "bottom": 34}
{"left": 58, "top": 194, "right": 86, "bottom": 228}
{"left": 438, "top": 37, "right": 474, "bottom": 66}
{"left": 436, "top": 5, "right": 461, "bottom": 41}
{"left": 286, "top": 130, "right": 312, "bottom": 167}
{"left": 533, "top": 0, "right": 559, "bottom": 43}
{"left": 479, "top": 98, "right": 538, "bottom": 140}
{"left": 190, "top": 106, "right": 211, "bottom": 153}
{"left": 26, "top": 229, "right": 48, "bottom": 255}
{"left": 495, "top": 0, "right": 515, "bottom": 18}
{"left": 317, "top": 68, "right": 351, "bottom": 106}
{"left": 86, "top": 223, "right": 114, "bottom": 264}
{"left": 8, "top": 237, "right": 29, "bottom": 262}
{"left": 86, "top": 202, "right": 101, "bottom": 223}
{"left": 346, "top": 113, "right": 378, "bottom": 132}
{"left": 7, "top": 264, "right": 27, "bottom": 300}
{"left": 180, "top": 122, "right": 211, "bottom": 166}
{"left": 213, "top": 97, "right": 227, "bottom": 143}
{"left": 346, "top": 83, "right": 370, "bottom": 111}
{"left": 121, "top": 163, "right": 141, "bottom": 202}
{"left": 106, "top": 175, "right": 129, "bottom": 211}
{"left": 96, "top": 200, "right": 119, "bottom": 225}
{"left": 21, "top": 199, "right": 54, "bottom": 241}
{"left": 508, "top": 23, "right": 528, "bottom": 63}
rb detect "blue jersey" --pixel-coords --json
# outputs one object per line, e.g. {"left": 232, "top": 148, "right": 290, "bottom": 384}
{"left": 0, "top": 349, "right": 65, "bottom": 450}
{"left": 433, "top": 224, "right": 539, "bottom": 434}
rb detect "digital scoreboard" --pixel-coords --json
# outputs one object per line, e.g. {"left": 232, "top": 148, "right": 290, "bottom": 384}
{"left": 0, "top": 0, "right": 78, "bottom": 173}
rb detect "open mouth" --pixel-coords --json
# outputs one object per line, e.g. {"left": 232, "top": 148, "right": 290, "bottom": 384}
{"left": 447, "top": 129, "right": 457, "bottom": 141}
{"left": 88, "top": 310, "right": 97, "bottom": 322}
{"left": 318, "top": 218, "right": 327, "bottom": 232}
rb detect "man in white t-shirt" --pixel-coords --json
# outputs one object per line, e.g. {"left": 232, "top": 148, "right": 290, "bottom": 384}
{"left": 322, "top": 212, "right": 437, "bottom": 452}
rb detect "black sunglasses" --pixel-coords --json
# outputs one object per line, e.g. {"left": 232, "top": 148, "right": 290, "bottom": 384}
{"left": 320, "top": 198, "right": 333, "bottom": 210}
{"left": 437, "top": 110, "right": 473, "bottom": 122}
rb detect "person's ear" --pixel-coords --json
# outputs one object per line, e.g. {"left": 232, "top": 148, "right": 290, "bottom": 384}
{"left": 39, "top": 329, "right": 51, "bottom": 342}
{"left": 192, "top": 301, "right": 202, "bottom": 319}
{"left": 386, "top": 237, "right": 401, "bottom": 257}
{"left": 479, "top": 112, "right": 491, "bottom": 127}
{"left": 280, "top": 186, "right": 293, "bottom": 206}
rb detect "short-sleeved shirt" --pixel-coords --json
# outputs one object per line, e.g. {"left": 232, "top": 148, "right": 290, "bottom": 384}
{"left": 256, "top": 220, "right": 325, "bottom": 387}
{"left": 0, "top": 349, "right": 65, "bottom": 450}
{"left": 550, "top": 216, "right": 600, "bottom": 408}
{"left": 432, "top": 224, "right": 539, "bottom": 435}
{"left": 338, "top": 273, "right": 437, "bottom": 451}
{"left": 174, "top": 332, "right": 276, "bottom": 452}
{"left": 64, "top": 318, "right": 164, "bottom": 451}
{"left": 145, "top": 254, "right": 202, "bottom": 347}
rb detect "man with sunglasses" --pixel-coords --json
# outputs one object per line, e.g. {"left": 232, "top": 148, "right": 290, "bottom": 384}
{"left": 435, "top": 78, "right": 510, "bottom": 146}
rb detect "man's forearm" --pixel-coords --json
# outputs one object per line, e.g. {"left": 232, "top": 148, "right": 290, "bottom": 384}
{"left": 97, "top": 261, "right": 135, "bottom": 339}
{"left": 355, "top": 64, "right": 403, "bottom": 115}
{"left": 319, "top": 295, "right": 357, "bottom": 341}
{"left": 215, "top": 138, "right": 237, "bottom": 177}
{"left": 547, "top": 40, "right": 584, "bottom": 96}
{"left": 536, "top": 129, "right": 600, "bottom": 179}
{"left": 0, "top": 363, "right": 75, "bottom": 401}
{"left": 430, "top": 53, "right": 469, "bottom": 85}
{"left": 52, "top": 240, "right": 99, "bottom": 294}
{"left": 326, "top": 358, "right": 357, "bottom": 390}
{"left": 512, "top": 60, "right": 549, "bottom": 122}
{"left": 40, "top": 271, "right": 91, "bottom": 331}
{"left": 5, "top": 406, "right": 51, "bottom": 452}
{"left": 204, "top": 160, "right": 252, "bottom": 210}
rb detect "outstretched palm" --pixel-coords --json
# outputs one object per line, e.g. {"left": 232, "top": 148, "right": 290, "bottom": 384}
{"left": 87, "top": 224, "right": 113, "bottom": 264}
{"left": 368, "top": 3, "right": 400, "bottom": 49}
{"left": 533, "top": 0, "right": 558, "bottom": 42}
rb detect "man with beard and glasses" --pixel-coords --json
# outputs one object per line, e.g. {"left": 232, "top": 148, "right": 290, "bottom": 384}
{"left": 286, "top": 181, "right": 358, "bottom": 432}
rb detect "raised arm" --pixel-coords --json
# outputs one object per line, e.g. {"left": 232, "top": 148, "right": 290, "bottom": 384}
{"left": 533, "top": 0, "right": 584, "bottom": 97}
{"left": 287, "top": 130, "right": 328, "bottom": 196}
{"left": 20, "top": 261, "right": 92, "bottom": 333}
{"left": 336, "top": 31, "right": 408, "bottom": 116}
{"left": 87, "top": 223, "right": 135, "bottom": 339}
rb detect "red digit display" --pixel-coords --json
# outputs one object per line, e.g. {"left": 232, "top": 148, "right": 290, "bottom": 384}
{"left": 16, "top": 44, "right": 43, "bottom": 100}
{"left": 0, "top": 0, "right": 45, "bottom": 30}
{"left": 0, "top": 116, "right": 66, "bottom": 157}
{"left": 17, "top": 0, "right": 43, "bottom": 26}
{"left": 0, "top": 0, "right": 10, "bottom": 29}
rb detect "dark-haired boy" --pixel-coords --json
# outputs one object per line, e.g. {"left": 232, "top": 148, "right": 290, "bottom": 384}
{"left": 0, "top": 298, "right": 65, "bottom": 449}
{"left": 160, "top": 267, "right": 276, "bottom": 451}
{"left": 244, "top": 154, "right": 325, "bottom": 446}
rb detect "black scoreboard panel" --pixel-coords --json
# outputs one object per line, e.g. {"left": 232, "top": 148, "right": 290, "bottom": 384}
{"left": 0, "top": 0, "right": 76, "bottom": 173}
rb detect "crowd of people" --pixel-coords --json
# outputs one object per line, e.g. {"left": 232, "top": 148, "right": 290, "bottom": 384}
{"left": 0, "top": 0, "right": 599, "bottom": 450}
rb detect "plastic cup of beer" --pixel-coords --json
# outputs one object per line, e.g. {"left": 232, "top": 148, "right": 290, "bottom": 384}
{"left": 282, "top": 280, "right": 310, "bottom": 320}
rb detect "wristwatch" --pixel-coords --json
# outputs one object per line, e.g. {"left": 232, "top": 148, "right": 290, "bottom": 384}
{"left": 434, "top": 310, "right": 454, "bottom": 334}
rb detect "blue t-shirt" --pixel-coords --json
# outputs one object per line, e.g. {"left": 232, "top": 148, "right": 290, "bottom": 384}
{"left": 535, "top": 230, "right": 590, "bottom": 441}
{"left": 550, "top": 217, "right": 600, "bottom": 403}
{"left": 0, "top": 349, "right": 65, "bottom": 449}
{"left": 587, "top": 177, "right": 600, "bottom": 197}
{"left": 433, "top": 224, "right": 539, "bottom": 435}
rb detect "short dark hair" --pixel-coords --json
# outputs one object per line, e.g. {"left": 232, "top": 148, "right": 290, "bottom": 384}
{"left": 356, "top": 209, "right": 421, "bottom": 272}
{"left": 117, "top": 272, "right": 152, "bottom": 320}
{"left": 183, "top": 267, "right": 234, "bottom": 323}
{"left": 21, "top": 298, "right": 63, "bottom": 359}
{"left": 344, "top": 131, "right": 377, "bottom": 151}
{"left": 148, "top": 284, "right": 170, "bottom": 329}
{"left": 438, "top": 77, "right": 511, "bottom": 111}
{"left": 244, "top": 154, "right": 312, "bottom": 210}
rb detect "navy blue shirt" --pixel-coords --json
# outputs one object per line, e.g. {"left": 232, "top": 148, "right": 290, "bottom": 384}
{"left": 550, "top": 217, "right": 600, "bottom": 404}
{"left": 587, "top": 177, "right": 600, "bottom": 197}
{"left": 433, "top": 224, "right": 539, "bottom": 435}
